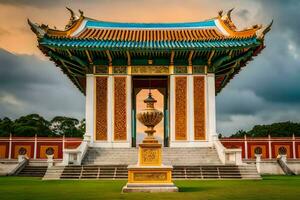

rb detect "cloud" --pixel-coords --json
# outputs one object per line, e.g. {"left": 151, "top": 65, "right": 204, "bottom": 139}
{"left": 0, "top": 27, "right": 9, "bottom": 37}
{"left": 0, "top": 0, "right": 66, "bottom": 8}
{"left": 0, "top": 48, "right": 85, "bottom": 120}
{"left": 236, "top": 9, "right": 250, "bottom": 21}
{"left": 216, "top": 0, "right": 300, "bottom": 135}
{"left": 0, "top": 92, "right": 24, "bottom": 107}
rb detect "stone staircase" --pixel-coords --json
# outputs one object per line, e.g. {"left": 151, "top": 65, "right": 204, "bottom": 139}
{"left": 238, "top": 164, "right": 262, "bottom": 179}
{"left": 83, "top": 148, "right": 138, "bottom": 165}
{"left": 51, "top": 147, "right": 260, "bottom": 180}
{"left": 18, "top": 165, "right": 48, "bottom": 177}
{"left": 57, "top": 164, "right": 260, "bottom": 180}
{"left": 83, "top": 147, "right": 221, "bottom": 166}
{"left": 40, "top": 147, "right": 261, "bottom": 180}
{"left": 172, "top": 164, "right": 261, "bottom": 179}
{"left": 43, "top": 166, "right": 65, "bottom": 180}
{"left": 60, "top": 165, "right": 128, "bottom": 179}
{"left": 163, "top": 148, "right": 221, "bottom": 165}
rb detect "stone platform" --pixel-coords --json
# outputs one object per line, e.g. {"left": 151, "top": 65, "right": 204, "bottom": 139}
{"left": 122, "top": 183, "right": 178, "bottom": 193}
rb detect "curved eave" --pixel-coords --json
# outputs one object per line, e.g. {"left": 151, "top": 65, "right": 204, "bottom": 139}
{"left": 37, "top": 45, "right": 86, "bottom": 94}
{"left": 215, "top": 43, "right": 265, "bottom": 94}
{"left": 39, "top": 37, "right": 260, "bottom": 51}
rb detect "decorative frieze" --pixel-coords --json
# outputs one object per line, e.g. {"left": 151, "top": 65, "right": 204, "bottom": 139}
{"left": 175, "top": 76, "right": 187, "bottom": 140}
{"left": 174, "top": 66, "right": 187, "bottom": 74}
{"left": 131, "top": 66, "right": 169, "bottom": 74}
{"left": 113, "top": 66, "right": 127, "bottom": 74}
{"left": 95, "top": 77, "right": 108, "bottom": 140}
{"left": 194, "top": 76, "right": 206, "bottom": 140}
{"left": 95, "top": 66, "right": 108, "bottom": 74}
{"left": 114, "top": 77, "right": 127, "bottom": 140}
{"left": 193, "top": 65, "right": 205, "bottom": 74}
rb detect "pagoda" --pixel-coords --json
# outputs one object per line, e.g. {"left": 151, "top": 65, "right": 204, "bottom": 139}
{"left": 28, "top": 8, "right": 271, "bottom": 158}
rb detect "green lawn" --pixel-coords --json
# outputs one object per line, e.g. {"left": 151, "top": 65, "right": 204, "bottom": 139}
{"left": 0, "top": 176, "right": 299, "bottom": 200}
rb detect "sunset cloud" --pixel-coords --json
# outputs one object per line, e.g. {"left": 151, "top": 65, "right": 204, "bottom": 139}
{"left": 0, "top": 0, "right": 299, "bottom": 136}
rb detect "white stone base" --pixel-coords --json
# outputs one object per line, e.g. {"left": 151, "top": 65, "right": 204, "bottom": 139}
{"left": 169, "top": 141, "right": 213, "bottom": 148}
{"left": 122, "top": 183, "right": 178, "bottom": 193}
{"left": 90, "top": 141, "right": 214, "bottom": 148}
{"left": 91, "top": 142, "right": 131, "bottom": 148}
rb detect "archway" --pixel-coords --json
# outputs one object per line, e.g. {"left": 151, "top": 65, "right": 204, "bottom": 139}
{"left": 132, "top": 76, "right": 169, "bottom": 147}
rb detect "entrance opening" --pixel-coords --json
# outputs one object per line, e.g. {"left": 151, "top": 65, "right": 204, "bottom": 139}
{"left": 132, "top": 76, "right": 169, "bottom": 147}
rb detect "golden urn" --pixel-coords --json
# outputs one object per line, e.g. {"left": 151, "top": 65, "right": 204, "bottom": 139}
{"left": 136, "top": 92, "right": 163, "bottom": 141}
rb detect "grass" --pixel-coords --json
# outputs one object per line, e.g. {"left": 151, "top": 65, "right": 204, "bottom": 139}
{"left": 0, "top": 176, "right": 299, "bottom": 200}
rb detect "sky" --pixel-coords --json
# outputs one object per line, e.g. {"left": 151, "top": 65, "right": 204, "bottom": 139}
{"left": 0, "top": 0, "right": 300, "bottom": 136}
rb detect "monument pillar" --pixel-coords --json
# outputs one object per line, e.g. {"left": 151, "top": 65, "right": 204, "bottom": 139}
{"left": 84, "top": 74, "right": 95, "bottom": 143}
{"left": 122, "top": 92, "right": 178, "bottom": 193}
{"left": 207, "top": 73, "right": 218, "bottom": 141}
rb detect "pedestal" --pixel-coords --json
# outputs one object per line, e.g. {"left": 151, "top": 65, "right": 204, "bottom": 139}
{"left": 18, "top": 155, "right": 26, "bottom": 163}
{"left": 122, "top": 140, "right": 178, "bottom": 193}
{"left": 47, "top": 154, "right": 54, "bottom": 168}
{"left": 122, "top": 92, "right": 178, "bottom": 193}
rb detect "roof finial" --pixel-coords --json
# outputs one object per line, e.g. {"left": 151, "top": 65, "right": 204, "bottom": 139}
{"left": 259, "top": 20, "right": 273, "bottom": 39}
{"left": 79, "top": 9, "right": 84, "bottom": 17}
{"left": 65, "top": 7, "right": 80, "bottom": 30}
{"left": 227, "top": 8, "right": 234, "bottom": 21}
{"left": 27, "top": 19, "right": 46, "bottom": 38}
{"left": 218, "top": 10, "right": 223, "bottom": 17}
{"left": 66, "top": 7, "right": 76, "bottom": 21}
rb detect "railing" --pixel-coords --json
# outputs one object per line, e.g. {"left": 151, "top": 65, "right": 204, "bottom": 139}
{"left": 214, "top": 139, "right": 243, "bottom": 165}
{"left": 7, "top": 157, "right": 29, "bottom": 176}
{"left": 62, "top": 136, "right": 90, "bottom": 165}
{"left": 277, "top": 155, "right": 296, "bottom": 175}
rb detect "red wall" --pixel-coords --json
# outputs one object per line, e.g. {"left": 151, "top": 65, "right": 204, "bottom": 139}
{"left": 0, "top": 137, "right": 82, "bottom": 159}
{"left": 1, "top": 136, "right": 300, "bottom": 160}
{"left": 220, "top": 137, "right": 300, "bottom": 159}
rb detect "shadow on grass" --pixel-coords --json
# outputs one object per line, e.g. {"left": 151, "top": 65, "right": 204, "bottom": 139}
{"left": 262, "top": 175, "right": 299, "bottom": 181}
{"left": 179, "top": 186, "right": 212, "bottom": 193}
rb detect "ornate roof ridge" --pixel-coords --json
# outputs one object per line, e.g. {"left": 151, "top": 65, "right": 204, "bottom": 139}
{"left": 28, "top": 8, "right": 271, "bottom": 40}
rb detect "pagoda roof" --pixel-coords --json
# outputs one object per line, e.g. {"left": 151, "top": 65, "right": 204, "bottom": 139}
{"left": 28, "top": 8, "right": 272, "bottom": 94}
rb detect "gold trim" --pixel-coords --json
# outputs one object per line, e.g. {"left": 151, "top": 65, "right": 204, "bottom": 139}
{"left": 217, "top": 17, "right": 258, "bottom": 38}
{"left": 85, "top": 50, "right": 93, "bottom": 64}
{"left": 47, "top": 16, "right": 85, "bottom": 37}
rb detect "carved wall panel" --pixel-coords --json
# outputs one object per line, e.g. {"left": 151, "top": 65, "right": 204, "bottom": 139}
{"left": 133, "top": 172, "right": 167, "bottom": 182}
{"left": 114, "top": 77, "right": 127, "bottom": 140}
{"left": 194, "top": 76, "right": 206, "bottom": 140}
{"left": 95, "top": 77, "right": 108, "bottom": 140}
{"left": 175, "top": 76, "right": 187, "bottom": 140}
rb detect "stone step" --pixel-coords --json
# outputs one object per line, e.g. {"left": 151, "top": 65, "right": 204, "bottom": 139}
{"left": 83, "top": 147, "right": 222, "bottom": 165}
{"left": 53, "top": 164, "right": 261, "bottom": 180}
{"left": 18, "top": 165, "right": 47, "bottom": 177}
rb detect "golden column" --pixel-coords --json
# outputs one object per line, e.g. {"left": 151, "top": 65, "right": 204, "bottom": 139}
{"left": 122, "top": 92, "right": 178, "bottom": 193}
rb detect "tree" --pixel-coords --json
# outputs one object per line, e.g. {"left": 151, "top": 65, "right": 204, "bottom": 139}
{"left": 230, "top": 129, "right": 248, "bottom": 138}
{"left": 0, "top": 117, "right": 13, "bottom": 137}
{"left": 218, "top": 133, "right": 223, "bottom": 139}
{"left": 12, "top": 114, "right": 52, "bottom": 137}
{"left": 229, "top": 121, "right": 300, "bottom": 138}
{"left": 78, "top": 119, "right": 86, "bottom": 134}
{"left": 50, "top": 116, "right": 84, "bottom": 137}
